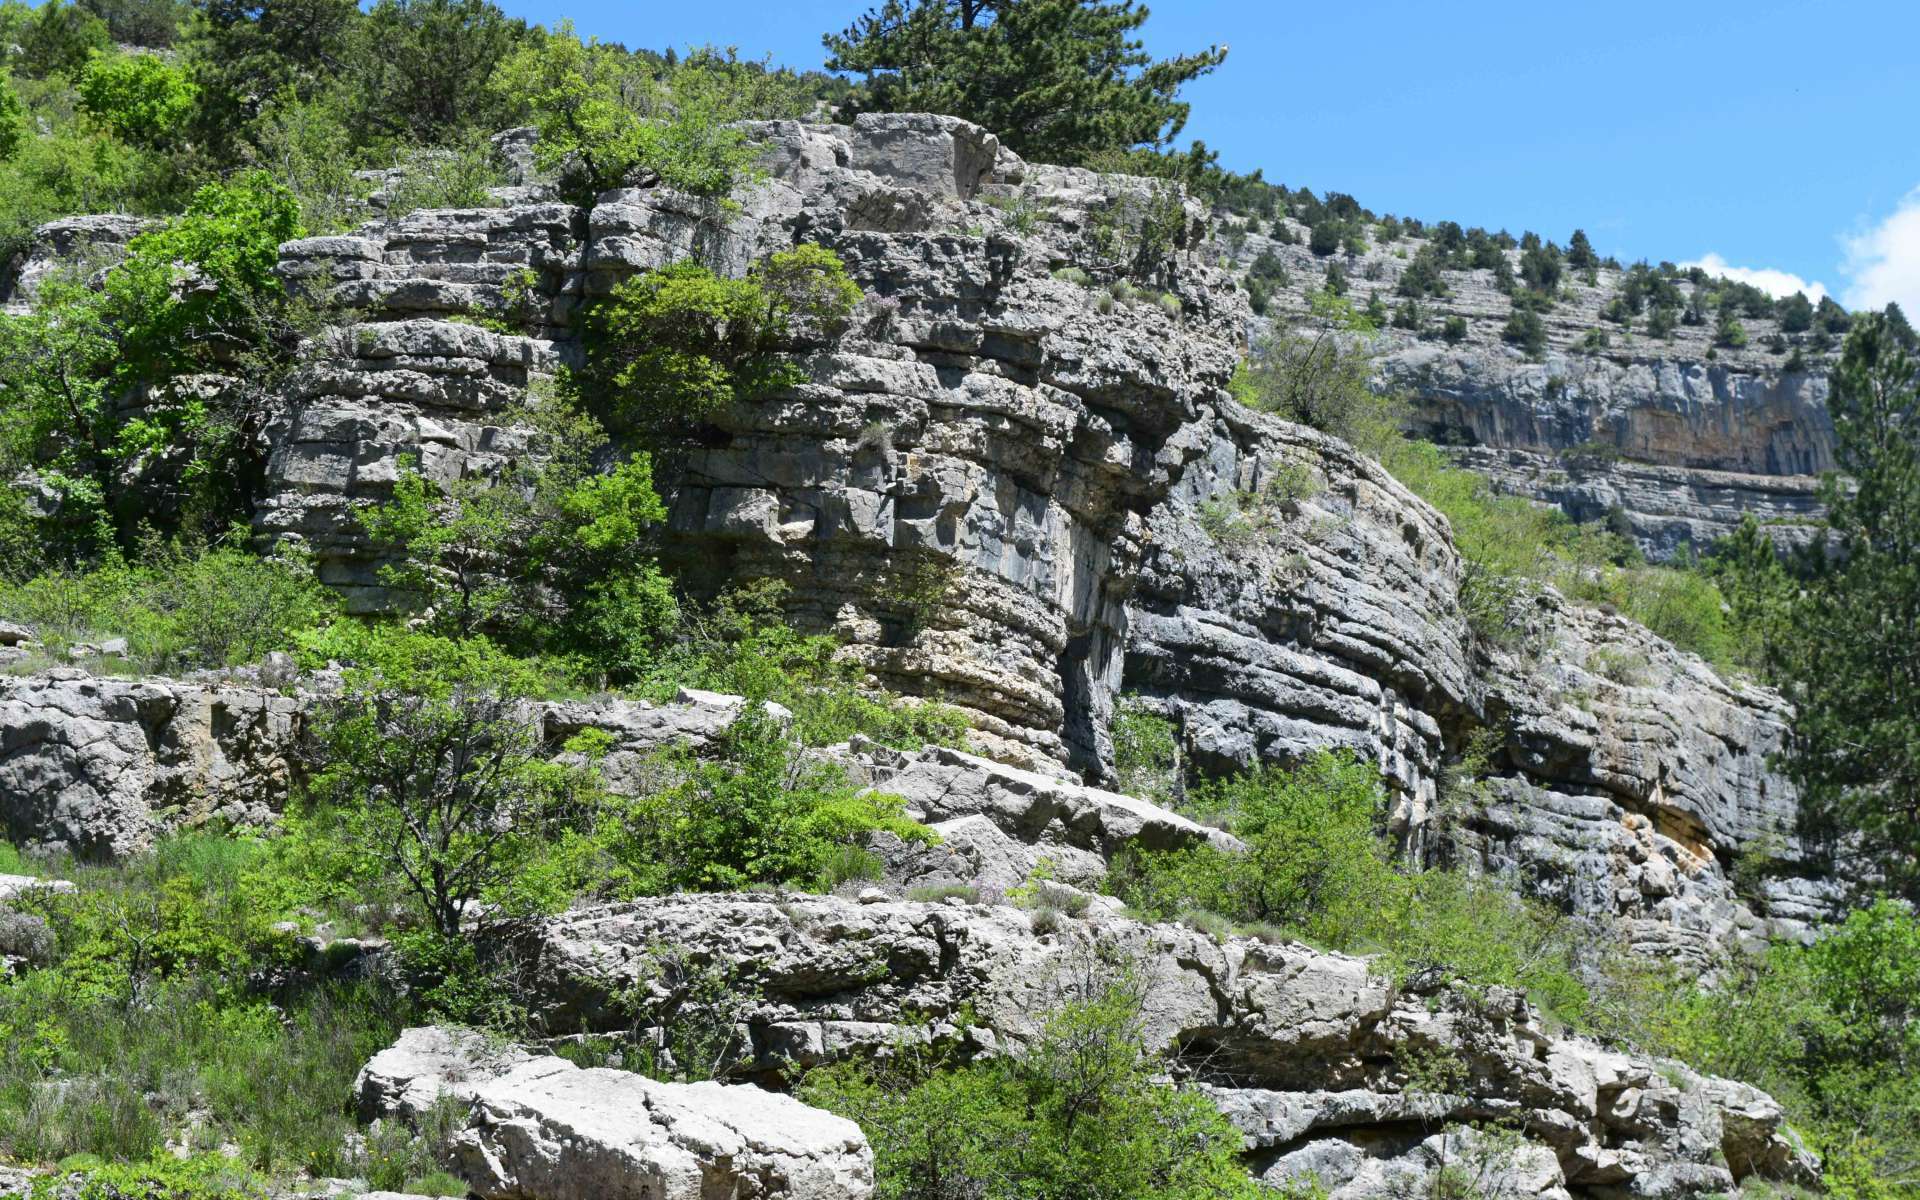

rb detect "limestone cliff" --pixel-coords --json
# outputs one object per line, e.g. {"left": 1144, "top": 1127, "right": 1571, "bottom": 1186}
{"left": 1, "top": 116, "right": 1832, "bottom": 967}
{"left": 1215, "top": 217, "right": 1833, "bottom": 559}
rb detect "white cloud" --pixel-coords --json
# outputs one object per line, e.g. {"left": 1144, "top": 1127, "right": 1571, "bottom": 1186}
{"left": 1842, "top": 188, "right": 1920, "bottom": 313}
{"left": 1679, "top": 253, "right": 1828, "bottom": 303}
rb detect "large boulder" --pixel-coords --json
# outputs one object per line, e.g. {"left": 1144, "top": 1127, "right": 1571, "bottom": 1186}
{"left": 0, "top": 671, "right": 301, "bottom": 860}
{"left": 358, "top": 1028, "right": 874, "bottom": 1200}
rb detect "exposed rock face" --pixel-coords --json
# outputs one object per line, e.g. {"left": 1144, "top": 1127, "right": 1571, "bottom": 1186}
{"left": 1473, "top": 597, "right": 1838, "bottom": 959}
{"left": 1122, "top": 403, "right": 1830, "bottom": 965}
{"left": 1448, "top": 445, "right": 1825, "bottom": 559}
{"left": 357, "top": 1027, "right": 875, "bottom": 1200}
{"left": 1123, "top": 404, "right": 1473, "bottom": 816}
{"left": 0, "top": 213, "right": 151, "bottom": 314}
{"left": 1214, "top": 216, "right": 1835, "bottom": 560}
{"left": 860, "top": 741, "right": 1242, "bottom": 892}
{"left": 525, "top": 893, "right": 1814, "bottom": 1198}
{"left": 0, "top": 670, "right": 301, "bottom": 860}
{"left": 0, "top": 674, "right": 817, "bottom": 860}
{"left": 264, "top": 113, "right": 1235, "bottom": 773}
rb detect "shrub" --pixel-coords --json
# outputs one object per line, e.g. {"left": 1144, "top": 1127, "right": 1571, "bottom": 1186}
{"left": 1502, "top": 306, "right": 1546, "bottom": 356}
{"left": 1110, "top": 752, "right": 1399, "bottom": 949}
{"left": 492, "top": 28, "right": 804, "bottom": 203}
{"left": 301, "top": 627, "right": 592, "bottom": 938}
{"left": 382, "top": 131, "right": 507, "bottom": 216}
{"left": 76, "top": 52, "right": 197, "bottom": 147}
{"left": 1233, "top": 296, "right": 1407, "bottom": 454}
{"left": 802, "top": 973, "right": 1261, "bottom": 1200}
{"left": 1111, "top": 697, "right": 1180, "bottom": 805}
{"left": 577, "top": 245, "right": 860, "bottom": 435}
{"left": 1442, "top": 314, "right": 1468, "bottom": 343}
{"left": 0, "top": 541, "right": 335, "bottom": 673}
{"left": 607, "top": 705, "right": 934, "bottom": 895}
{"left": 0, "top": 172, "right": 304, "bottom": 553}
{"left": 1308, "top": 220, "right": 1340, "bottom": 257}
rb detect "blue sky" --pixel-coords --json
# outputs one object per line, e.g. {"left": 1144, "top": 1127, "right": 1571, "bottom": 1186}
{"left": 495, "top": 0, "right": 1920, "bottom": 311}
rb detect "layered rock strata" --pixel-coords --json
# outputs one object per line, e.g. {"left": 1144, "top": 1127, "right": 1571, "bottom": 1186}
{"left": 525, "top": 893, "right": 1815, "bottom": 1199}
{"left": 4, "top": 114, "right": 1832, "bottom": 959}
{"left": 1214, "top": 216, "right": 1835, "bottom": 559}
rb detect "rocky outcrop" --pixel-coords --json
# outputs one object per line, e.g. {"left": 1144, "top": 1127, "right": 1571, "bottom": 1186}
{"left": 358, "top": 1027, "right": 875, "bottom": 1200}
{"left": 1471, "top": 597, "right": 1839, "bottom": 960}
{"left": 857, "top": 740, "right": 1242, "bottom": 892}
{"left": 262, "top": 113, "right": 1235, "bottom": 773}
{"left": 1449, "top": 445, "right": 1826, "bottom": 559}
{"left": 0, "top": 670, "right": 301, "bottom": 860}
{"left": 523, "top": 893, "right": 1815, "bottom": 1198}
{"left": 0, "top": 213, "right": 151, "bottom": 314}
{"left": 1214, "top": 215, "right": 1835, "bottom": 560}
{"left": 0, "top": 672, "right": 828, "bottom": 859}
{"left": 1121, "top": 400, "right": 1829, "bottom": 965}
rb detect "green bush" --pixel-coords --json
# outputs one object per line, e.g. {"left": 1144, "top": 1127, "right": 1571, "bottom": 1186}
{"left": 0, "top": 171, "right": 304, "bottom": 554}
{"left": 634, "top": 581, "right": 969, "bottom": 750}
{"left": 26, "top": 1155, "right": 265, "bottom": 1200}
{"left": 492, "top": 29, "right": 808, "bottom": 203}
{"left": 1618, "top": 901, "right": 1920, "bottom": 1199}
{"left": 1110, "top": 751, "right": 1399, "bottom": 949}
{"left": 610, "top": 706, "right": 934, "bottom": 895}
{"left": 76, "top": 52, "right": 197, "bottom": 147}
{"left": 802, "top": 974, "right": 1260, "bottom": 1200}
{"left": 1501, "top": 306, "right": 1546, "bottom": 356}
{"left": 577, "top": 245, "right": 860, "bottom": 435}
{"left": 0, "top": 541, "right": 335, "bottom": 672}
{"left": 1232, "top": 292, "right": 1406, "bottom": 453}
{"left": 1111, "top": 697, "right": 1180, "bottom": 805}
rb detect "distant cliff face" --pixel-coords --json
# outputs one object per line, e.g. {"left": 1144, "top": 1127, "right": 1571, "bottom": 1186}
{"left": 1214, "top": 217, "right": 1834, "bottom": 559}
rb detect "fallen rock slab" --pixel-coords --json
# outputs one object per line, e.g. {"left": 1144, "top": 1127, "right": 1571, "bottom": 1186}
{"left": 359, "top": 1028, "right": 875, "bottom": 1200}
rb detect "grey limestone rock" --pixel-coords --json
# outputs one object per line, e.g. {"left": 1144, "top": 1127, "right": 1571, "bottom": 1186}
{"left": 0, "top": 670, "right": 302, "bottom": 860}
{"left": 524, "top": 893, "right": 1814, "bottom": 1197}
{"left": 357, "top": 1027, "right": 875, "bottom": 1200}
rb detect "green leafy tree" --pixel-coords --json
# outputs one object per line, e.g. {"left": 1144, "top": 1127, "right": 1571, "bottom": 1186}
{"left": 577, "top": 244, "right": 860, "bottom": 435}
{"left": 1777, "top": 290, "right": 1815, "bottom": 333}
{"left": 491, "top": 27, "right": 805, "bottom": 203}
{"left": 17, "top": 0, "right": 110, "bottom": 79}
{"left": 76, "top": 51, "right": 199, "bottom": 147}
{"left": 824, "top": 0, "right": 1226, "bottom": 167}
{"left": 0, "top": 77, "right": 25, "bottom": 161}
{"left": 301, "top": 627, "right": 583, "bottom": 940}
{"left": 1233, "top": 292, "right": 1404, "bottom": 452}
{"left": 0, "top": 171, "right": 303, "bottom": 553}
{"left": 361, "top": 401, "right": 679, "bottom": 680}
{"left": 181, "top": 0, "right": 360, "bottom": 151}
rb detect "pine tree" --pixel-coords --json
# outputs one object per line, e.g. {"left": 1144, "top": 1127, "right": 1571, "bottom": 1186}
{"left": 823, "top": 0, "right": 1226, "bottom": 166}
{"left": 1567, "top": 228, "right": 1597, "bottom": 269}
{"left": 1759, "top": 313, "right": 1920, "bottom": 896}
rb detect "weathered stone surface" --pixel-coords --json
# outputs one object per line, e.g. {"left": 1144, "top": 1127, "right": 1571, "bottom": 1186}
{"left": 1449, "top": 444, "right": 1826, "bottom": 558}
{"left": 525, "top": 893, "right": 1814, "bottom": 1197}
{"left": 862, "top": 741, "right": 1242, "bottom": 892}
{"left": 1212, "top": 214, "right": 1835, "bottom": 561}
{"left": 0, "top": 670, "right": 302, "bottom": 859}
{"left": 0, "top": 671, "right": 810, "bottom": 859}
{"left": 0, "top": 214, "right": 152, "bottom": 313}
{"left": 359, "top": 1027, "right": 875, "bottom": 1200}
